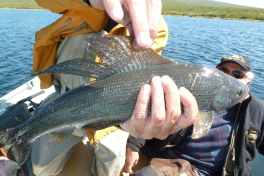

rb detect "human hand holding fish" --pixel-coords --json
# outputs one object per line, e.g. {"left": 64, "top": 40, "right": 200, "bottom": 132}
{"left": 120, "top": 76, "right": 198, "bottom": 140}
{"left": 89, "top": 0, "right": 161, "bottom": 49}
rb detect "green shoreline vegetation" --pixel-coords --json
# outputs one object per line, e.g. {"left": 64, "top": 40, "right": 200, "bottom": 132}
{"left": 0, "top": 0, "right": 42, "bottom": 10}
{"left": 0, "top": 0, "right": 263, "bottom": 21}
{"left": 163, "top": 0, "right": 264, "bottom": 21}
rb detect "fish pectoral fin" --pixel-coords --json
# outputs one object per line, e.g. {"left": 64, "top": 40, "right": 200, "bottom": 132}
{"left": 49, "top": 127, "right": 75, "bottom": 142}
{"left": 191, "top": 111, "right": 215, "bottom": 139}
{"left": 82, "top": 120, "right": 122, "bottom": 131}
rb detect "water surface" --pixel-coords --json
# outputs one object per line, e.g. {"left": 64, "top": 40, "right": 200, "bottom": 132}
{"left": 0, "top": 9, "right": 60, "bottom": 96}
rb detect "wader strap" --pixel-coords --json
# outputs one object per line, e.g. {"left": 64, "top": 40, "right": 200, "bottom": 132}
{"left": 222, "top": 103, "right": 243, "bottom": 176}
{"left": 156, "top": 126, "right": 192, "bottom": 151}
{"left": 61, "top": 84, "right": 67, "bottom": 94}
{"left": 54, "top": 85, "right": 70, "bottom": 95}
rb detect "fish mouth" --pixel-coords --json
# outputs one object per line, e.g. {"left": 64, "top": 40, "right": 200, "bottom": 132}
{"left": 234, "top": 84, "right": 250, "bottom": 101}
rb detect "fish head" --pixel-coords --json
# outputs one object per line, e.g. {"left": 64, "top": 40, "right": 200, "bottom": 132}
{"left": 210, "top": 75, "right": 250, "bottom": 112}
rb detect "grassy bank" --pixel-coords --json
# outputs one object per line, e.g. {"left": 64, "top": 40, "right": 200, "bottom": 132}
{"left": 0, "top": 0, "right": 41, "bottom": 9}
{"left": 163, "top": 0, "right": 264, "bottom": 21}
{"left": 0, "top": 0, "right": 263, "bottom": 21}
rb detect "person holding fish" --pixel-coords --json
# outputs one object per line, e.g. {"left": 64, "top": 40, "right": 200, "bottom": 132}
{"left": 125, "top": 54, "right": 264, "bottom": 176}
{"left": 19, "top": 0, "right": 199, "bottom": 176}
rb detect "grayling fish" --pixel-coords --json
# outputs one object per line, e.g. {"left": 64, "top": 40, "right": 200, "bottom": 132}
{"left": 0, "top": 36, "right": 249, "bottom": 165}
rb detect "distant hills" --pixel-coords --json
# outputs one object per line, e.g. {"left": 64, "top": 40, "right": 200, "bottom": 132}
{"left": 0, "top": 0, "right": 263, "bottom": 21}
{"left": 163, "top": 0, "right": 248, "bottom": 8}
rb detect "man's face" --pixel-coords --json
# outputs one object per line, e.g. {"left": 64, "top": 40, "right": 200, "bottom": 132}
{"left": 217, "top": 62, "right": 250, "bottom": 85}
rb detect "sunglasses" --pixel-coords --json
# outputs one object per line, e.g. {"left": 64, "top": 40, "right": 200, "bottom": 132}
{"left": 218, "top": 68, "right": 246, "bottom": 79}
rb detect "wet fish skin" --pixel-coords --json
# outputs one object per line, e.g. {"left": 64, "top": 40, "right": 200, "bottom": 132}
{"left": 0, "top": 36, "right": 249, "bottom": 165}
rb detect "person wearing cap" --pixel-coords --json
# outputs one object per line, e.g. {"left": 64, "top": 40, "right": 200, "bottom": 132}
{"left": 216, "top": 54, "right": 254, "bottom": 86}
{"left": 124, "top": 54, "right": 264, "bottom": 176}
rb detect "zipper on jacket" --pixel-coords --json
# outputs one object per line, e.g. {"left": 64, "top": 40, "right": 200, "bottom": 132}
{"left": 58, "top": 21, "right": 91, "bottom": 36}
{"left": 65, "top": 25, "right": 90, "bottom": 35}
{"left": 51, "top": 17, "right": 72, "bottom": 36}
{"left": 58, "top": 25, "right": 90, "bottom": 36}
{"left": 222, "top": 103, "right": 242, "bottom": 176}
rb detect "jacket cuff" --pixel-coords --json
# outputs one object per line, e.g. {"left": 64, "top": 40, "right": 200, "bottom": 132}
{"left": 127, "top": 135, "right": 146, "bottom": 152}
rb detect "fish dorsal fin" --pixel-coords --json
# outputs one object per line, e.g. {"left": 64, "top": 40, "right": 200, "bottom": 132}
{"left": 26, "top": 36, "right": 173, "bottom": 80}
{"left": 84, "top": 36, "right": 173, "bottom": 73}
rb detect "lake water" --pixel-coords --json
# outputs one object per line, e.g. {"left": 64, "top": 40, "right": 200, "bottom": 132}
{"left": 0, "top": 9, "right": 263, "bottom": 100}
{"left": 0, "top": 9, "right": 61, "bottom": 97}
{"left": 0, "top": 9, "right": 264, "bottom": 174}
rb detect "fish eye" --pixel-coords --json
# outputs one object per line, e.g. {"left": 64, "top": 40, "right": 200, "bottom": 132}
{"left": 237, "top": 87, "right": 243, "bottom": 96}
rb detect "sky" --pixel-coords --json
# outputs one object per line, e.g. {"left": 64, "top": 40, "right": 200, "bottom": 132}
{"left": 214, "top": 0, "right": 264, "bottom": 9}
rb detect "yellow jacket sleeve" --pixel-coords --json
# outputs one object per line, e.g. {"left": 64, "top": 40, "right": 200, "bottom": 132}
{"left": 33, "top": 0, "right": 108, "bottom": 89}
{"left": 151, "top": 16, "right": 168, "bottom": 54}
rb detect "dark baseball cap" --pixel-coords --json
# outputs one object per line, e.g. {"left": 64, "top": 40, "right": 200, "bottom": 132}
{"left": 216, "top": 54, "right": 251, "bottom": 71}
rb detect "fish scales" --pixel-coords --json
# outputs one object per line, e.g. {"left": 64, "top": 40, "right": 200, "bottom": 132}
{"left": 19, "top": 62, "right": 241, "bottom": 138}
{"left": 0, "top": 36, "right": 249, "bottom": 165}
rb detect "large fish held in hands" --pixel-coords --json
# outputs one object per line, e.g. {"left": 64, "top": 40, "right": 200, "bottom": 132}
{"left": 0, "top": 36, "right": 249, "bottom": 165}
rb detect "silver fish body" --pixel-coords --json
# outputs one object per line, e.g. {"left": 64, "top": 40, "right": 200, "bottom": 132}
{"left": 0, "top": 36, "right": 249, "bottom": 165}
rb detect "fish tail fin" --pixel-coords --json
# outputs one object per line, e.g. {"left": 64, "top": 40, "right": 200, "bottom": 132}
{"left": 0, "top": 129, "right": 16, "bottom": 147}
{"left": 9, "top": 141, "right": 32, "bottom": 165}
{"left": 0, "top": 128, "right": 31, "bottom": 165}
